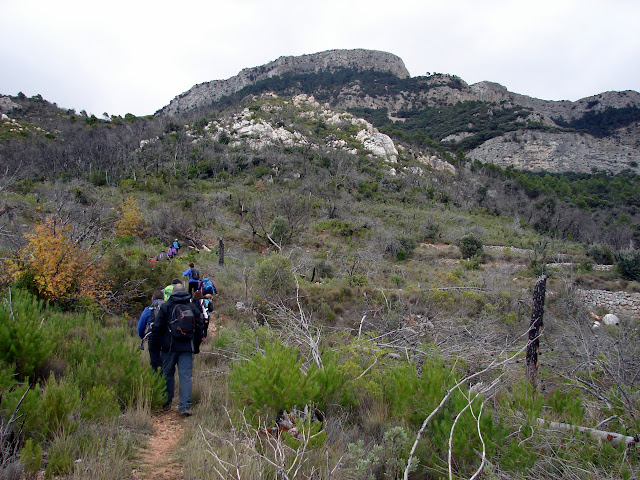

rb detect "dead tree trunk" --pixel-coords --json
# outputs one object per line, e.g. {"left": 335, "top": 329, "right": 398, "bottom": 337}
{"left": 218, "top": 238, "right": 224, "bottom": 266}
{"left": 526, "top": 275, "right": 548, "bottom": 390}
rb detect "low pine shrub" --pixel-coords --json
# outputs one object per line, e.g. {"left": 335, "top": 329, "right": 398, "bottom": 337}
{"left": 81, "top": 385, "right": 121, "bottom": 421}
{"left": 68, "top": 328, "right": 165, "bottom": 409}
{"left": 40, "top": 376, "right": 80, "bottom": 438}
{"left": 0, "top": 289, "right": 56, "bottom": 380}
{"left": 44, "top": 435, "right": 75, "bottom": 478}
{"left": 383, "top": 359, "right": 503, "bottom": 477}
{"left": 229, "top": 341, "right": 320, "bottom": 421}
{"left": 20, "top": 439, "right": 43, "bottom": 478}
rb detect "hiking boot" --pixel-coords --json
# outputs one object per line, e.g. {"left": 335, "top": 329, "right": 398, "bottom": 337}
{"left": 180, "top": 411, "right": 193, "bottom": 417}
{"left": 162, "top": 402, "right": 172, "bottom": 412}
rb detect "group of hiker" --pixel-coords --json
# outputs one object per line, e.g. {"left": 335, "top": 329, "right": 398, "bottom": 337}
{"left": 137, "top": 263, "right": 218, "bottom": 416}
{"left": 150, "top": 239, "right": 181, "bottom": 262}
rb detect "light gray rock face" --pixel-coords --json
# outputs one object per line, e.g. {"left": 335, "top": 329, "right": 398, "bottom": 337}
{"left": 467, "top": 129, "right": 640, "bottom": 174}
{"left": 184, "top": 94, "right": 402, "bottom": 164}
{"left": 0, "top": 96, "right": 22, "bottom": 113}
{"left": 158, "top": 49, "right": 409, "bottom": 116}
{"left": 471, "top": 82, "right": 640, "bottom": 122}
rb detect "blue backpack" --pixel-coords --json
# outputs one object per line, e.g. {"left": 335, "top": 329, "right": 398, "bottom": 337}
{"left": 201, "top": 278, "right": 214, "bottom": 294}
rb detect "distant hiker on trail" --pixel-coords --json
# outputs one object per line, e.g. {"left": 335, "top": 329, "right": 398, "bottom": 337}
{"left": 137, "top": 290, "right": 165, "bottom": 371}
{"left": 149, "top": 282, "right": 204, "bottom": 416}
{"left": 164, "top": 278, "right": 183, "bottom": 300}
{"left": 183, "top": 263, "right": 201, "bottom": 295}
{"left": 173, "top": 239, "right": 181, "bottom": 251}
{"left": 192, "top": 291, "right": 213, "bottom": 342}
{"left": 200, "top": 274, "right": 218, "bottom": 297}
{"left": 167, "top": 245, "right": 178, "bottom": 259}
{"left": 157, "top": 251, "right": 165, "bottom": 261}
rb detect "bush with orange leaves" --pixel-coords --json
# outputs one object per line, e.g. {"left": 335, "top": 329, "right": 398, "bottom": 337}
{"left": 115, "top": 196, "right": 149, "bottom": 239}
{"left": 9, "top": 216, "right": 111, "bottom": 306}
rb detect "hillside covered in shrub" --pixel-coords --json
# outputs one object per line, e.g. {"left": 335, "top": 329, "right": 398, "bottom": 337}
{"left": 0, "top": 79, "right": 639, "bottom": 479}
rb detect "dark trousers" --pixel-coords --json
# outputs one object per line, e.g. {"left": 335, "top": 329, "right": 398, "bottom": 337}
{"left": 149, "top": 349, "right": 162, "bottom": 373}
{"left": 162, "top": 351, "right": 193, "bottom": 413}
{"left": 188, "top": 281, "right": 199, "bottom": 295}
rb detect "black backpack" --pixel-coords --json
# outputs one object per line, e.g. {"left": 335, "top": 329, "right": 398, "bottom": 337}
{"left": 191, "top": 268, "right": 200, "bottom": 281}
{"left": 168, "top": 303, "right": 195, "bottom": 339}
{"left": 145, "top": 305, "right": 158, "bottom": 336}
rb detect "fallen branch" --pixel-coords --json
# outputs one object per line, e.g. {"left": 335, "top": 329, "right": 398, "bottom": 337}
{"left": 536, "top": 418, "right": 638, "bottom": 447}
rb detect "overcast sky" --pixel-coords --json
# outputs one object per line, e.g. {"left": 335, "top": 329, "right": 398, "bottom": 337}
{"left": 2, "top": 0, "right": 639, "bottom": 117}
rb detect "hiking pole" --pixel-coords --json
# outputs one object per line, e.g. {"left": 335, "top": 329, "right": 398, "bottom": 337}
{"left": 139, "top": 331, "right": 152, "bottom": 350}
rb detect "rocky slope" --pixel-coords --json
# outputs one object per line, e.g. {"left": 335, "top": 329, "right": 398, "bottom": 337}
{"left": 467, "top": 127, "right": 640, "bottom": 174}
{"left": 155, "top": 48, "right": 640, "bottom": 174}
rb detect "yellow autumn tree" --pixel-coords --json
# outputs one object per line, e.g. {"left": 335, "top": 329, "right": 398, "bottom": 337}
{"left": 10, "top": 216, "right": 110, "bottom": 304}
{"left": 115, "top": 196, "right": 148, "bottom": 238}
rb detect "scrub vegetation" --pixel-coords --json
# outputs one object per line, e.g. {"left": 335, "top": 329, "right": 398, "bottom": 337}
{"left": 0, "top": 84, "right": 639, "bottom": 479}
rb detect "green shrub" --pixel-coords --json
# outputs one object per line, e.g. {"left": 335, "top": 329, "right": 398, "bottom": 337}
{"left": 587, "top": 244, "right": 614, "bottom": 264}
{"left": 45, "top": 435, "right": 74, "bottom": 478}
{"left": 269, "top": 216, "right": 290, "bottom": 245}
{"left": 461, "top": 253, "right": 482, "bottom": 270}
{"left": 313, "top": 259, "right": 334, "bottom": 279}
{"left": 68, "top": 328, "right": 165, "bottom": 409}
{"left": 389, "top": 274, "right": 405, "bottom": 287}
{"left": 308, "top": 351, "right": 354, "bottom": 410}
{"left": 253, "top": 254, "right": 296, "bottom": 299}
{"left": 343, "top": 439, "right": 383, "bottom": 480}
{"left": 41, "top": 376, "right": 80, "bottom": 438}
{"left": 20, "top": 439, "right": 43, "bottom": 478}
{"left": 0, "top": 289, "right": 56, "bottom": 380}
{"left": 615, "top": 248, "right": 640, "bottom": 281}
{"left": 383, "top": 359, "right": 502, "bottom": 477}
{"left": 548, "top": 388, "right": 584, "bottom": 425}
{"left": 229, "top": 341, "right": 320, "bottom": 421}
{"left": 0, "top": 383, "right": 43, "bottom": 440}
{"left": 458, "top": 234, "right": 483, "bottom": 259}
{"left": 349, "top": 273, "right": 368, "bottom": 287}
{"left": 81, "top": 385, "right": 121, "bottom": 421}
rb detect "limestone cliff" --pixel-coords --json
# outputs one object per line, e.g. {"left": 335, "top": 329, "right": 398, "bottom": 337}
{"left": 158, "top": 49, "right": 409, "bottom": 116}
{"left": 467, "top": 128, "right": 640, "bottom": 174}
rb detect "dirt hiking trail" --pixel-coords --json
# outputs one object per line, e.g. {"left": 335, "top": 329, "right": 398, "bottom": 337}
{"left": 132, "top": 410, "right": 186, "bottom": 480}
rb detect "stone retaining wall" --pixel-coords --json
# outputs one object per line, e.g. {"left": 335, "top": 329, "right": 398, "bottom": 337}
{"left": 577, "top": 289, "right": 640, "bottom": 319}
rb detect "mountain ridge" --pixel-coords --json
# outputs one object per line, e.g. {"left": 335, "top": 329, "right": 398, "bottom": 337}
{"left": 157, "top": 49, "right": 410, "bottom": 116}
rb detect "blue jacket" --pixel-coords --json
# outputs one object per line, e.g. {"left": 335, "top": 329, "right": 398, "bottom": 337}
{"left": 182, "top": 267, "right": 200, "bottom": 283}
{"left": 137, "top": 299, "right": 164, "bottom": 339}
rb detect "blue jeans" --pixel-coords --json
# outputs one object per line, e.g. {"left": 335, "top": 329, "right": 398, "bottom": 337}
{"left": 162, "top": 351, "right": 193, "bottom": 413}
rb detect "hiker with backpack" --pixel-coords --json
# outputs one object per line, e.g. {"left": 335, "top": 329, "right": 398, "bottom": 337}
{"left": 149, "top": 282, "right": 204, "bottom": 416}
{"left": 164, "top": 278, "right": 183, "bottom": 300}
{"left": 200, "top": 274, "right": 218, "bottom": 297}
{"left": 183, "top": 263, "right": 201, "bottom": 295}
{"left": 192, "top": 291, "right": 213, "bottom": 342}
{"left": 137, "top": 290, "right": 165, "bottom": 372}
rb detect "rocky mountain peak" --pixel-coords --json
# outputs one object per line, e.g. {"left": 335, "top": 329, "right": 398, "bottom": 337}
{"left": 158, "top": 49, "right": 409, "bottom": 116}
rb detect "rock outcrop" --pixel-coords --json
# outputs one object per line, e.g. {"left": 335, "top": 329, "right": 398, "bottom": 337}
{"left": 158, "top": 49, "right": 409, "bottom": 116}
{"left": 471, "top": 82, "right": 640, "bottom": 123}
{"left": 467, "top": 128, "right": 640, "bottom": 174}
{"left": 181, "top": 94, "right": 402, "bottom": 164}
